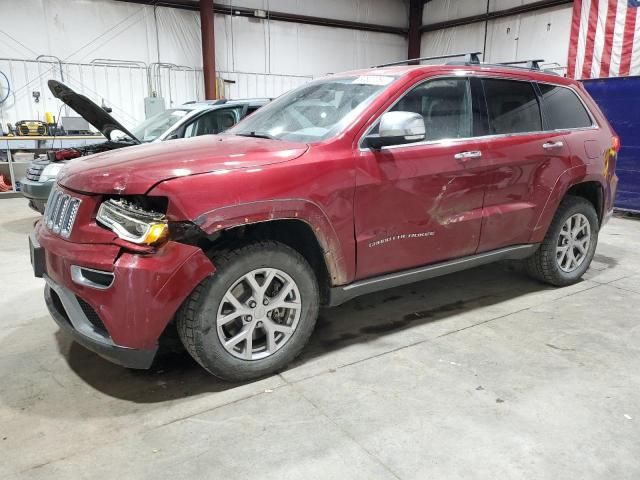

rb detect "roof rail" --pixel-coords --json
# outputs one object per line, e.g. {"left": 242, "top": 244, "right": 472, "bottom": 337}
{"left": 491, "top": 59, "right": 560, "bottom": 75}
{"left": 373, "top": 51, "right": 482, "bottom": 68}
{"left": 497, "top": 59, "right": 545, "bottom": 70}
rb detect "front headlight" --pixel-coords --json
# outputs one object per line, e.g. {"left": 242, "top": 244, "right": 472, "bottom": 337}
{"left": 96, "top": 198, "right": 169, "bottom": 245}
{"left": 39, "top": 163, "right": 63, "bottom": 182}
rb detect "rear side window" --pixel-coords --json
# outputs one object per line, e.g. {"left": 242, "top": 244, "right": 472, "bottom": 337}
{"left": 538, "top": 84, "right": 593, "bottom": 130}
{"left": 482, "top": 79, "right": 542, "bottom": 135}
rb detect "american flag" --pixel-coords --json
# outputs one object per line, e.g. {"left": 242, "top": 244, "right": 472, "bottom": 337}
{"left": 568, "top": 0, "right": 640, "bottom": 79}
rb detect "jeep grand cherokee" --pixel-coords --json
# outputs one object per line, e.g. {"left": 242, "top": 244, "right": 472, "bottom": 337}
{"left": 30, "top": 61, "right": 618, "bottom": 381}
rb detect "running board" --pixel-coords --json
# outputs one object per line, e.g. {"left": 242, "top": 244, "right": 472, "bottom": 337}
{"left": 328, "top": 244, "right": 539, "bottom": 306}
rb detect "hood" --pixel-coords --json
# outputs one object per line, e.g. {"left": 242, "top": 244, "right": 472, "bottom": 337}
{"left": 48, "top": 79, "right": 140, "bottom": 144}
{"left": 58, "top": 134, "right": 309, "bottom": 195}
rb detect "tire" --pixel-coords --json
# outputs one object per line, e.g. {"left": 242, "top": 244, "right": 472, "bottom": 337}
{"left": 176, "top": 241, "right": 319, "bottom": 381}
{"left": 525, "top": 195, "right": 599, "bottom": 286}
{"left": 29, "top": 199, "right": 46, "bottom": 214}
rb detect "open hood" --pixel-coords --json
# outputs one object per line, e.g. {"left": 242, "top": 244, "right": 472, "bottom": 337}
{"left": 48, "top": 79, "right": 140, "bottom": 144}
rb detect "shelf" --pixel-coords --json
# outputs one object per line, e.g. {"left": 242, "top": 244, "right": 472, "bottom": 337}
{"left": 0, "top": 135, "right": 103, "bottom": 140}
{"left": 0, "top": 191, "right": 21, "bottom": 198}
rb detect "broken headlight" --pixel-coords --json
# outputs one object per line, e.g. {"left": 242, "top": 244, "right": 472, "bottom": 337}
{"left": 97, "top": 198, "right": 168, "bottom": 245}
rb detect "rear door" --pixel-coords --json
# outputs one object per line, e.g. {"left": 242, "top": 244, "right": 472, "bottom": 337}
{"left": 354, "top": 76, "right": 491, "bottom": 279}
{"left": 475, "top": 77, "right": 572, "bottom": 252}
{"left": 537, "top": 81, "right": 600, "bottom": 169}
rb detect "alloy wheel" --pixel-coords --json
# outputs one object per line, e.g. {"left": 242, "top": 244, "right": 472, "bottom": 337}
{"left": 556, "top": 213, "right": 591, "bottom": 273}
{"left": 216, "top": 268, "right": 302, "bottom": 360}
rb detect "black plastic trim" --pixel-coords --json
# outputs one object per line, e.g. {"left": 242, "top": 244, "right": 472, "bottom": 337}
{"left": 44, "top": 285, "right": 157, "bottom": 369}
{"left": 328, "top": 244, "right": 539, "bottom": 306}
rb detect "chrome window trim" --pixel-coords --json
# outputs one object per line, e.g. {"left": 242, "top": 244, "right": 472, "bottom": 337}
{"left": 358, "top": 73, "right": 599, "bottom": 153}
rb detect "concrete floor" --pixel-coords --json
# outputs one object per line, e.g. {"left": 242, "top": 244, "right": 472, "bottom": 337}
{"left": 1, "top": 197, "right": 640, "bottom": 479}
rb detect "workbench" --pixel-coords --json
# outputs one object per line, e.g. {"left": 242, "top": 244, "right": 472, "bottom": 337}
{"left": 0, "top": 135, "right": 104, "bottom": 199}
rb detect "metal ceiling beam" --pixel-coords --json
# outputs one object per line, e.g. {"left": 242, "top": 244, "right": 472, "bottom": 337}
{"left": 421, "top": 0, "right": 573, "bottom": 33}
{"left": 114, "top": 0, "right": 408, "bottom": 35}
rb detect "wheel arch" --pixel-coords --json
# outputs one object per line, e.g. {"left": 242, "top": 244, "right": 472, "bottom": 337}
{"left": 565, "top": 181, "right": 604, "bottom": 225}
{"left": 193, "top": 199, "right": 350, "bottom": 295}
{"left": 531, "top": 166, "right": 606, "bottom": 243}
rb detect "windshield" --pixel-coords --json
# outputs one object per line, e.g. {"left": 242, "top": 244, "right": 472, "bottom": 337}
{"left": 128, "top": 109, "right": 190, "bottom": 142}
{"left": 229, "top": 75, "right": 397, "bottom": 143}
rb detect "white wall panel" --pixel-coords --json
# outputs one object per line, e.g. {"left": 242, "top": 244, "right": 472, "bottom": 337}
{"left": 420, "top": 24, "right": 486, "bottom": 58}
{"left": 0, "top": 59, "right": 311, "bottom": 129}
{"left": 213, "top": 14, "right": 406, "bottom": 76}
{"left": 423, "top": 0, "right": 488, "bottom": 25}
{"left": 217, "top": 0, "right": 408, "bottom": 28}
{"left": 0, "top": 0, "right": 158, "bottom": 64}
{"left": 0, "top": 0, "right": 407, "bottom": 75}
{"left": 420, "top": 3, "right": 573, "bottom": 74}
{"left": 489, "top": 0, "right": 548, "bottom": 12}
{"left": 0, "top": 0, "right": 406, "bottom": 130}
{"left": 484, "top": 5, "right": 573, "bottom": 72}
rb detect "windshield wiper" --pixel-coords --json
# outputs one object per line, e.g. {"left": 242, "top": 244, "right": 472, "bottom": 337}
{"left": 235, "top": 131, "right": 279, "bottom": 140}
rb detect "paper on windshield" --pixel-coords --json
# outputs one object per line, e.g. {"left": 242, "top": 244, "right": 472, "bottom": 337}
{"left": 351, "top": 75, "right": 394, "bottom": 86}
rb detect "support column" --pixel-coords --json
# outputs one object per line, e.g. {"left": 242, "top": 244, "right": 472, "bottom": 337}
{"left": 200, "top": 0, "right": 216, "bottom": 99}
{"left": 407, "top": 0, "right": 424, "bottom": 62}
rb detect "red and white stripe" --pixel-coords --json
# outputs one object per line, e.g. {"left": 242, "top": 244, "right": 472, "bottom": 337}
{"left": 568, "top": 0, "right": 640, "bottom": 79}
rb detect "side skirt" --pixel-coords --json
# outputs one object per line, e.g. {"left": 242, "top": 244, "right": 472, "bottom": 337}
{"left": 327, "top": 244, "right": 539, "bottom": 307}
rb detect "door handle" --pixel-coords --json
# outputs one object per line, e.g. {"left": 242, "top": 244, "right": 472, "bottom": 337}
{"left": 542, "top": 141, "right": 564, "bottom": 150}
{"left": 454, "top": 151, "right": 482, "bottom": 161}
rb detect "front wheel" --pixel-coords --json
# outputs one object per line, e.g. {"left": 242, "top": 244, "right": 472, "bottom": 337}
{"left": 176, "top": 241, "right": 319, "bottom": 381}
{"left": 525, "top": 195, "right": 599, "bottom": 286}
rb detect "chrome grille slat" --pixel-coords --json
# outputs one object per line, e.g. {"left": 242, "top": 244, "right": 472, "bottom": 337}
{"left": 43, "top": 187, "right": 81, "bottom": 238}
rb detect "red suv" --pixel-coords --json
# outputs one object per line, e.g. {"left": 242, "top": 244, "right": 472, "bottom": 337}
{"left": 30, "top": 60, "right": 619, "bottom": 381}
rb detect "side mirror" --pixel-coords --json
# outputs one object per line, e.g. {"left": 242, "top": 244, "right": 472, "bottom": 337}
{"left": 365, "top": 111, "right": 425, "bottom": 150}
{"left": 165, "top": 132, "right": 180, "bottom": 140}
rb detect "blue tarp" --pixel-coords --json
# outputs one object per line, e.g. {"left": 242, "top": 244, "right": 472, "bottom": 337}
{"left": 582, "top": 77, "right": 640, "bottom": 212}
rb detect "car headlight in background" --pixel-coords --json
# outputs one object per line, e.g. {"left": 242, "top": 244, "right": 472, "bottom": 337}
{"left": 96, "top": 198, "right": 169, "bottom": 245}
{"left": 39, "top": 163, "right": 64, "bottom": 182}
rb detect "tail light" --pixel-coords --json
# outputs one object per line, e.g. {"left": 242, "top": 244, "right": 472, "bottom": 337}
{"left": 612, "top": 135, "right": 621, "bottom": 153}
{"left": 606, "top": 135, "right": 620, "bottom": 179}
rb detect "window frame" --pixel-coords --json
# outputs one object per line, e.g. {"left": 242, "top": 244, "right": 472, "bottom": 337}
{"left": 358, "top": 76, "right": 476, "bottom": 150}
{"left": 183, "top": 105, "right": 244, "bottom": 138}
{"left": 358, "top": 74, "right": 598, "bottom": 152}
{"left": 534, "top": 81, "right": 596, "bottom": 132}
{"left": 481, "top": 77, "right": 544, "bottom": 136}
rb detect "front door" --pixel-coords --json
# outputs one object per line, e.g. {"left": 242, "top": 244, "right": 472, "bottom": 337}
{"left": 354, "top": 77, "right": 491, "bottom": 279}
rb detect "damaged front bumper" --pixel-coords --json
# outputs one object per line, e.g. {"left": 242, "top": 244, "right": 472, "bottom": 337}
{"left": 31, "top": 223, "right": 215, "bottom": 369}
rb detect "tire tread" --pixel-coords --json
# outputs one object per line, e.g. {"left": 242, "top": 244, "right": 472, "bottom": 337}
{"left": 525, "top": 195, "right": 598, "bottom": 286}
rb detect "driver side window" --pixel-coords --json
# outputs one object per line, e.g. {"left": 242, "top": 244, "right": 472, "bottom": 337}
{"left": 184, "top": 107, "right": 241, "bottom": 138}
{"left": 372, "top": 78, "right": 472, "bottom": 142}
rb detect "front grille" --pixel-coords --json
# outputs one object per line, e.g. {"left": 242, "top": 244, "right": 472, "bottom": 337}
{"left": 43, "top": 187, "right": 81, "bottom": 238}
{"left": 26, "top": 158, "right": 50, "bottom": 181}
{"left": 76, "top": 296, "right": 108, "bottom": 336}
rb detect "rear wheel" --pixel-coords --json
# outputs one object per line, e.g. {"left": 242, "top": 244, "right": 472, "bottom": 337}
{"left": 176, "top": 241, "right": 319, "bottom": 381}
{"left": 525, "top": 195, "right": 598, "bottom": 286}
